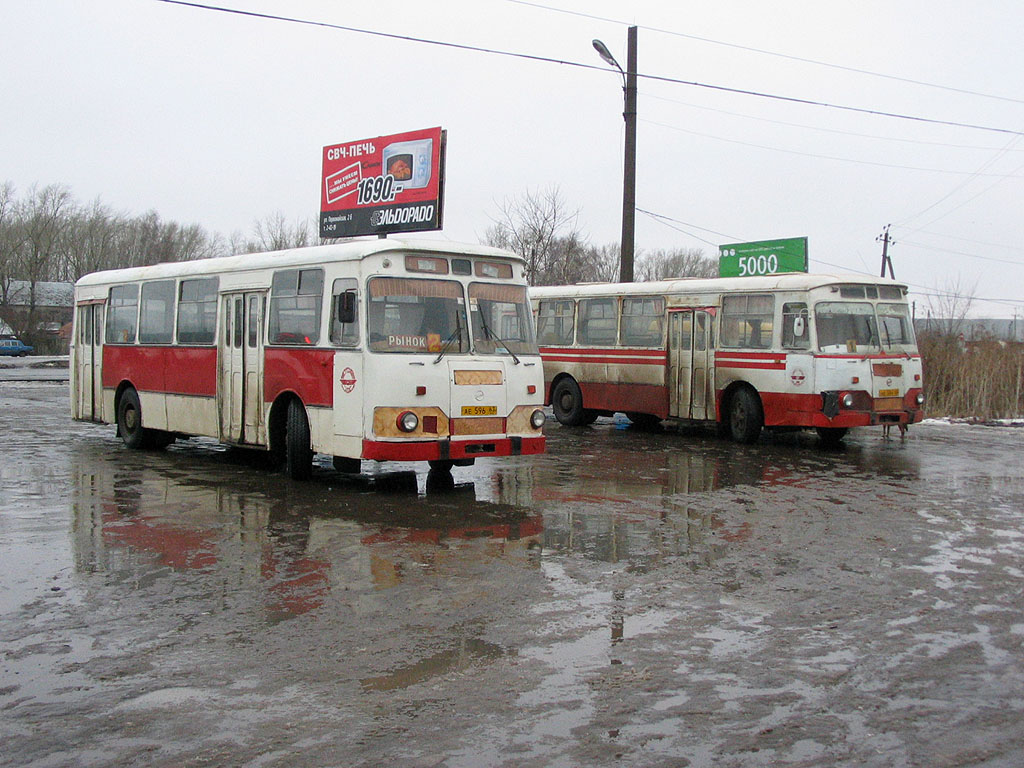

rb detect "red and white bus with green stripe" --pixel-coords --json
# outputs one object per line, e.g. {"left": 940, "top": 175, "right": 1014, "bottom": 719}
{"left": 71, "top": 238, "right": 546, "bottom": 478}
{"left": 530, "top": 273, "right": 924, "bottom": 445}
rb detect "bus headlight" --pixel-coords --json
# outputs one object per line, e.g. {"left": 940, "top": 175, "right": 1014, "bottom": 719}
{"left": 841, "top": 393, "right": 856, "bottom": 408}
{"left": 530, "top": 409, "right": 546, "bottom": 429}
{"left": 916, "top": 392, "right": 925, "bottom": 406}
{"left": 397, "top": 411, "right": 419, "bottom": 433}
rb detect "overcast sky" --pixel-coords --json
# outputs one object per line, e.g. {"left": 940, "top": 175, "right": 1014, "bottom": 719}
{"left": 4, "top": 0, "right": 1023, "bottom": 316}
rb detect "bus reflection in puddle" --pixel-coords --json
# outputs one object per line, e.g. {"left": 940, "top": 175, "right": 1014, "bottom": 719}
{"left": 70, "top": 448, "right": 543, "bottom": 623}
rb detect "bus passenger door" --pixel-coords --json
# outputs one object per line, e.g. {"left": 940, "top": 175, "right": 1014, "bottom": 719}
{"left": 668, "top": 310, "right": 693, "bottom": 418}
{"left": 219, "top": 292, "right": 266, "bottom": 445}
{"left": 669, "top": 309, "right": 715, "bottom": 421}
{"left": 690, "top": 310, "right": 715, "bottom": 421}
{"left": 75, "top": 302, "right": 104, "bottom": 421}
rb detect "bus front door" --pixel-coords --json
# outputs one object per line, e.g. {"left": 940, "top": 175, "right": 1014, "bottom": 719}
{"left": 75, "top": 302, "right": 104, "bottom": 421}
{"left": 219, "top": 292, "right": 266, "bottom": 445}
{"left": 669, "top": 309, "right": 715, "bottom": 421}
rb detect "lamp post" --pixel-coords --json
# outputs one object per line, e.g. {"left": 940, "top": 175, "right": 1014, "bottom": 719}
{"left": 593, "top": 26, "right": 637, "bottom": 283}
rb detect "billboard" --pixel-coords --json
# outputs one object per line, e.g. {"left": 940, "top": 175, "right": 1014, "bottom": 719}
{"left": 719, "top": 237, "right": 808, "bottom": 278}
{"left": 320, "top": 127, "right": 445, "bottom": 239}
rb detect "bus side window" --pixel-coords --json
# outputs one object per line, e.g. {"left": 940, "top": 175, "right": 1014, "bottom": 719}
{"left": 579, "top": 298, "right": 618, "bottom": 346}
{"left": 139, "top": 280, "right": 176, "bottom": 344}
{"left": 721, "top": 294, "right": 774, "bottom": 349}
{"left": 620, "top": 297, "right": 665, "bottom": 347}
{"left": 537, "top": 300, "right": 575, "bottom": 345}
{"left": 177, "top": 277, "right": 218, "bottom": 345}
{"left": 269, "top": 268, "right": 324, "bottom": 345}
{"left": 330, "top": 279, "right": 359, "bottom": 347}
{"left": 106, "top": 284, "right": 139, "bottom": 344}
{"left": 782, "top": 302, "right": 810, "bottom": 349}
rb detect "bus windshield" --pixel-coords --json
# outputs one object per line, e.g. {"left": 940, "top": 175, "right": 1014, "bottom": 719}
{"left": 877, "top": 302, "right": 917, "bottom": 352}
{"left": 469, "top": 283, "right": 538, "bottom": 356}
{"left": 367, "top": 277, "right": 468, "bottom": 354}
{"left": 815, "top": 302, "right": 879, "bottom": 353}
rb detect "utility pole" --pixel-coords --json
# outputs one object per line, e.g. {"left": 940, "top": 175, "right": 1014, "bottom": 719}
{"left": 593, "top": 27, "right": 637, "bottom": 282}
{"left": 877, "top": 224, "right": 895, "bottom": 279}
{"left": 620, "top": 26, "right": 637, "bottom": 283}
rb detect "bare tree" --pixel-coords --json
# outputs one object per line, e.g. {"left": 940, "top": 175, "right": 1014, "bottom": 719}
{"left": 636, "top": 247, "right": 717, "bottom": 281}
{"left": 56, "top": 198, "right": 123, "bottom": 281}
{"left": 0, "top": 181, "right": 19, "bottom": 304}
{"left": 16, "top": 185, "right": 74, "bottom": 338}
{"left": 233, "top": 212, "right": 317, "bottom": 254}
{"left": 484, "top": 187, "right": 583, "bottom": 285}
{"left": 920, "top": 277, "right": 976, "bottom": 341}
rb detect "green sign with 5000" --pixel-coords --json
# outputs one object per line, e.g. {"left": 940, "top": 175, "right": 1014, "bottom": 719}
{"left": 719, "top": 237, "right": 808, "bottom": 277}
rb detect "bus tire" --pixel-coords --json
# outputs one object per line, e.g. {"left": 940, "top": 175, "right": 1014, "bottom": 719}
{"left": 333, "top": 456, "right": 361, "bottom": 474}
{"left": 727, "top": 387, "right": 763, "bottom": 444}
{"left": 816, "top": 427, "right": 848, "bottom": 447}
{"left": 145, "top": 430, "right": 175, "bottom": 450}
{"left": 626, "top": 412, "right": 662, "bottom": 430}
{"left": 429, "top": 459, "right": 455, "bottom": 473}
{"left": 117, "top": 387, "right": 147, "bottom": 450}
{"left": 552, "top": 378, "right": 589, "bottom": 426}
{"left": 285, "top": 399, "right": 313, "bottom": 480}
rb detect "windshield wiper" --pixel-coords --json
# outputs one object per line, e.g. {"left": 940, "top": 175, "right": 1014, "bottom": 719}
{"left": 477, "top": 312, "right": 520, "bottom": 365}
{"left": 433, "top": 315, "right": 464, "bottom": 364}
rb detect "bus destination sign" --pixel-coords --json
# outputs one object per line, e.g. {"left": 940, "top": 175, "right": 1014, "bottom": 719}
{"left": 719, "top": 237, "right": 808, "bottom": 278}
{"left": 320, "top": 127, "right": 446, "bottom": 239}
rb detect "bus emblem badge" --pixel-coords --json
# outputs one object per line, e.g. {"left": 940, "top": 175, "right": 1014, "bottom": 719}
{"left": 340, "top": 367, "right": 357, "bottom": 393}
{"left": 791, "top": 368, "right": 806, "bottom": 387}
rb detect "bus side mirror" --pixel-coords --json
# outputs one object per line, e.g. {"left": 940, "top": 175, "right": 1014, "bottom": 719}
{"left": 793, "top": 316, "right": 806, "bottom": 337}
{"left": 335, "top": 292, "right": 356, "bottom": 324}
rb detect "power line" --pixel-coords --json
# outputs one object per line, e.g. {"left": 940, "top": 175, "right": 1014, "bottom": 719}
{"left": 151, "top": 0, "right": 1024, "bottom": 138}
{"left": 897, "top": 240, "right": 1024, "bottom": 267}
{"left": 642, "top": 119, "right": 1024, "bottom": 178}
{"left": 636, "top": 208, "right": 736, "bottom": 246}
{"left": 503, "top": 0, "right": 1024, "bottom": 106}
{"left": 644, "top": 92, "right": 1024, "bottom": 153}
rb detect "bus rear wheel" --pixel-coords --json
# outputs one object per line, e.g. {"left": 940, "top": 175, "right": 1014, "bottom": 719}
{"left": 285, "top": 400, "right": 313, "bottom": 480}
{"left": 552, "top": 378, "right": 594, "bottom": 426}
{"left": 727, "top": 387, "right": 763, "bottom": 444}
{"left": 816, "top": 427, "right": 848, "bottom": 447}
{"left": 117, "top": 388, "right": 147, "bottom": 449}
{"left": 626, "top": 412, "right": 662, "bottom": 430}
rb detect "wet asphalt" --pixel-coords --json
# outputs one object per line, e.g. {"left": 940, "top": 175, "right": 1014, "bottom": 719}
{"left": 1, "top": 381, "right": 1023, "bottom": 767}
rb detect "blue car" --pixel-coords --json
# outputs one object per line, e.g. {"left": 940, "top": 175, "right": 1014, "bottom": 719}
{"left": 0, "top": 338, "right": 34, "bottom": 356}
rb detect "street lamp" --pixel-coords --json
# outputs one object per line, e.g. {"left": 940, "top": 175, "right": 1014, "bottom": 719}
{"left": 593, "top": 27, "right": 637, "bottom": 283}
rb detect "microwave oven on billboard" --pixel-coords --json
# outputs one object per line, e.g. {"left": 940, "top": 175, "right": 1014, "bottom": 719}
{"left": 383, "top": 139, "right": 433, "bottom": 190}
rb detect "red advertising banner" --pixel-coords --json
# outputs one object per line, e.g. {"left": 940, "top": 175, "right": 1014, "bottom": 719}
{"left": 320, "top": 127, "right": 445, "bottom": 238}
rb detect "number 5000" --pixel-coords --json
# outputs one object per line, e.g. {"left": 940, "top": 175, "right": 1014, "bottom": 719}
{"left": 738, "top": 253, "right": 779, "bottom": 276}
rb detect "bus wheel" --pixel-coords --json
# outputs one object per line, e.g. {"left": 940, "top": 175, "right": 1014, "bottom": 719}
{"left": 552, "top": 378, "right": 589, "bottom": 426}
{"left": 727, "top": 387, "right": 763, "bottom": 444}
{"left": 626, "top": 412, "right": 662, "bottom": 430}
{"left": 816, "top": 427, "right": 848, "bottom": 447}
{"left": 145, "top": 430, "right": 175, "bottom": 450}
{"left": 285, "top": 400, "right": 313, "bottom": 480}
{"left": 429, "top": 459, "right": 455, "bottom": 473}
{"left": 117, "top": 388, "right": 147, "bottom": 449}
{"left": 333, "top": 456, "right": 361, "bottom": 474}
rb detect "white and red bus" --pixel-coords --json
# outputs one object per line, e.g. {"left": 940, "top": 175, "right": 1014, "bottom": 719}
{"left": 71, "top": 238, "right": 546, "bottom": 478}
{"left": 531, "top": 273, "right": 924, "bottom": 444}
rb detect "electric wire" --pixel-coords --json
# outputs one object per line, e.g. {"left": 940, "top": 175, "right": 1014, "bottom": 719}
{"left": 643, "top": 92, "right": 1024, "bottom": 153}
{"left": 151, "top": 0, "right": 1024, "bottom": 138}
{"left": 503, "top": 0, "right": 1024, "bottom": 106}
{"left": 642, "top": 119, "right": 1024, "bottom": 178}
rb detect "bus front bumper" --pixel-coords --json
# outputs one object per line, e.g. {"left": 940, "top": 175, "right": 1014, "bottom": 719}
{"left": 361, "top": 436, "right": 546, "bottom": 462}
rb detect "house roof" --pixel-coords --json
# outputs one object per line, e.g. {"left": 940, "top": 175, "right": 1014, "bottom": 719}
{"left": 4, "top": 280, "right": 75, "bottom": 308}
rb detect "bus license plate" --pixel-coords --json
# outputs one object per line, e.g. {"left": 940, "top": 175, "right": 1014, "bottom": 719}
{"left": 461, "top": 405, "right": 497, "bottom": 416}
{"left": 878, "top": 388, "right": 900, "bottom": 397}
